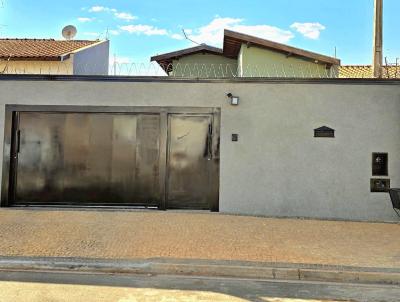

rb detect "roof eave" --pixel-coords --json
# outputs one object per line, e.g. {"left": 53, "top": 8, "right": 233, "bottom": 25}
{"left": 0, "top": 39, "right": 105, "bottom": 62}
{"left": 0, "top": 56, "right": 66, "bottom": 61}
{"left": 223, "top": 29, "right": 341, "bottom": 66}
{"left": 67, "top": 40, "right": 108, "bottom": 56}
{"left": 151, "top": 45, "right": 225, "bottom": 73}
{"left": 151, "top": 45, "right": 224, "bottom": 63}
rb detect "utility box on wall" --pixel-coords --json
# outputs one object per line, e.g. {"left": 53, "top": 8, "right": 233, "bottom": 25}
{"left": 371, "top": 153, "right": 390, "bottom": 193}
{"left": 371, "top": 179, "right": 390, "bottom": 192}
{"left": 372, "top": 153, "right": 388, "bottom": 176}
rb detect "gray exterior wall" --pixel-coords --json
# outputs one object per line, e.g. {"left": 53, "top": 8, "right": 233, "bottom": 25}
{"left": 72, "top": 41, "right": 110, "bottom": 75}
{"left": 0, "top": 77, "right": 399, "bottom": 222}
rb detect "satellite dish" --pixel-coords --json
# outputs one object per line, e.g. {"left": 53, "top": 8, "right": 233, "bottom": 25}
{"left": 62, "top": 25, "right": 77, "bottom": 40}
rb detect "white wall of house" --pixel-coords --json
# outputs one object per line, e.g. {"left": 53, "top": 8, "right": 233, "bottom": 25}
{"left": 72, "top": 40, "right": 109, "bottom": 75}
{"left": 0, "top": 78, "right": 399, "bottom": 222}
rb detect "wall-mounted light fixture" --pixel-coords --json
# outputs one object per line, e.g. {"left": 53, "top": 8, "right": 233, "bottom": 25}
{"left": 227, "top": 93, "right": 239, "bottom": 106}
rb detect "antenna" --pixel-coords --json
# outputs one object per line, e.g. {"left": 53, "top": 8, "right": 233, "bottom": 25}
{"left": 182, "top": 29, "right": 201, "bottom": 45}
{"left": 113, "top": 53, "right": 117, "bottom": 76}
{"left": 62, "top": 25, "right": 77, "bottom": 40}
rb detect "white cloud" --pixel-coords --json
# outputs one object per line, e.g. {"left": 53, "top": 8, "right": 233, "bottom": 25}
{"left": 88, "top": 6, "right": 116, "bottom": 13}
{"left": 78, "top": 17, "right": 93, "bottom": 23}
{"left": 290, "top": 22, "right": 326, "bottom": 40}
{"left": 88, "top": 6, "right": 136, "bottom": 22}
{"left": 114, "top": 12, "right": 137, "bottom": 21}
{"left": 107, "top": 14, "right": 299, "bottom": 45}
{"left": 89, "top": 6, "right": 108, "bottom": 13}
{"left": 120, "top": 25, "right": 168, "bottom": 36}
{"left": 185, "top": 17, "right": 294, "bottom": 46}
{"left": 120, "top": 24, "right": 185, "bottom": 40}
{"left": 171, "top": 33, "right": 184, "bottom": 40}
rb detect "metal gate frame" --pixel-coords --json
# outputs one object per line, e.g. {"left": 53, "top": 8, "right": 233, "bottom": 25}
{"left": 1, "top": 105, "right": 220, "bottom": 211}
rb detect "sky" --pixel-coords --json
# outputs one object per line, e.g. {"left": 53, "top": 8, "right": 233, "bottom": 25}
{"left": 1, "top": 0, "right": 400, "bottom": 65}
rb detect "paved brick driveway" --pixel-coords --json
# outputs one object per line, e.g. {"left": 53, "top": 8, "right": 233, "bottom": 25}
{"left": 0, "top": 209, "right": 399, "bottom": 269}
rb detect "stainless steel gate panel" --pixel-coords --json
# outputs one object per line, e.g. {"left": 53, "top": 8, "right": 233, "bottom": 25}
{"left": 13, "top": 112, "right": 160, "bottom": 206}
{"left": 134, "top": 115, "right": 161, "bottom": 201}
{"left": 167, "top": 114, "right": 215, "bottom": 210}
{"left": 110, "top": 115, "right": 138, "bottom": 203}
{"left": 16, "top": 112, "right": 66, "bottom": 203}
{"left": 61, "top": 113, "right": 115, "bottom": 203}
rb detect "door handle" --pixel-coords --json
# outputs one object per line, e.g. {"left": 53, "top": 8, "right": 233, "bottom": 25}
{"left": 16, "top": 130, "right": 21, "bottom": 154}
{"left": 205, "top": 124, "right": 213, "bottom": 161}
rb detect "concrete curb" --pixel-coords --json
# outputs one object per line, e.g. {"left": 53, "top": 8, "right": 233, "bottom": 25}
{"left": 0, "top": 257, "right": 399, "bottom": 285}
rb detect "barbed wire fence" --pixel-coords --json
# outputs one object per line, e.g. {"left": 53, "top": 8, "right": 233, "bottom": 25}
{"left": 1, "top": 59, "right": 400, "bottom": 79}
{"left": 383, "top": 57, "right": 400, "bottom": 79}
{"left": 0, "top": 60, "right": 342, "bottom": 78}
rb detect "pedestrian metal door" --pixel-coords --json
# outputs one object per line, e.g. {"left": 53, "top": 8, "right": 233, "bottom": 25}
{"left": 167, "top": 114, "right": 218, "bottom": 210}
{"left": 10, "top": 112, "right": 161, "bottom": 206}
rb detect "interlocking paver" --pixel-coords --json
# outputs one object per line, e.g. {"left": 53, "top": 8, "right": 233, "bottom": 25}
{"left": 0, "top": 209, "right": 399, "bottom": 269}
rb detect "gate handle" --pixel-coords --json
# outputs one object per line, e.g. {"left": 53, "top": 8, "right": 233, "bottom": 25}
{"left": 17, "top": 130, "right": 21, "bottom": 154}
{"left": 205, "top": 124, "right": 213, "bottom": 161}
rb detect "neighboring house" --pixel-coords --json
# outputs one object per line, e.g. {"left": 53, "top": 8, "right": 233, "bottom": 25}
{"left": 339, "top": 65, "right": 400, "bottom": 78}
{"left": 151, "top": 29, "right": 340, "bottom": 78}
{"left": 151, "top": 44, "right": 237, "bottom": 78}
{"left": 0, "top": 38, "right": 109, "bottom": 75}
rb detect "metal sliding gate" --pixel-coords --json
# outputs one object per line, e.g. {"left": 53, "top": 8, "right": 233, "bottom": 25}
{"left": 1, "top": 106, "right": 220, "bottom": 211}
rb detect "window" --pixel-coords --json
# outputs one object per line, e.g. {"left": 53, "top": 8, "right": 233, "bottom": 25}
{"left": 372, "top": 153, "right": 388, "bottom": 176}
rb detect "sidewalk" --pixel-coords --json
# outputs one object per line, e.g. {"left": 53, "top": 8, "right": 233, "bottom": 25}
{"left": 0, "top": 209, "right": 399, "bottom": 283}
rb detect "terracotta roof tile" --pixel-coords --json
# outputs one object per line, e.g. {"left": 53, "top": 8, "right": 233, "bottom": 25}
{"left": 339, "top": 65, "right": 400, "bottom": 78}
{"left": 0, "top": 39, "right": 101, "bottom": 60}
